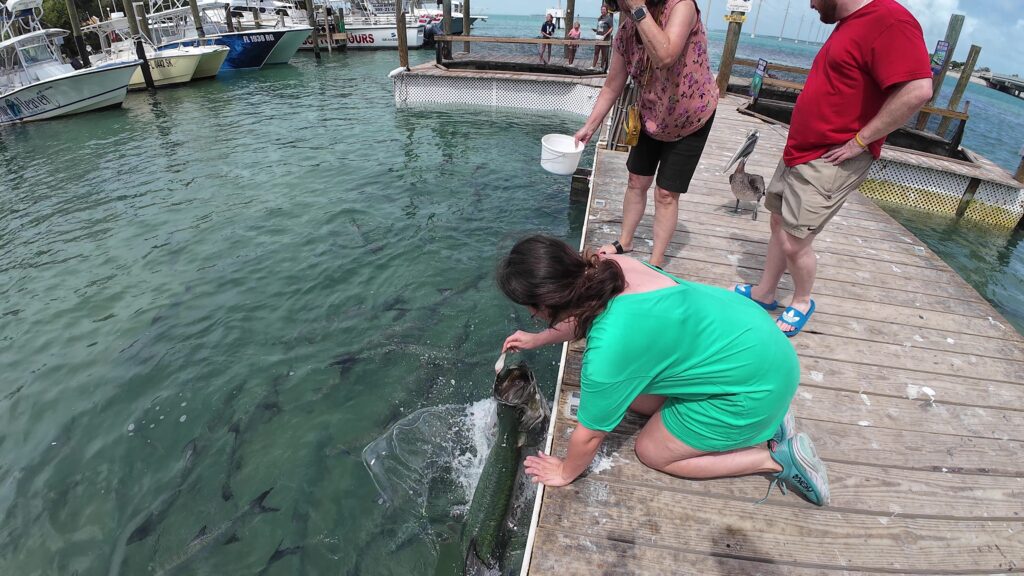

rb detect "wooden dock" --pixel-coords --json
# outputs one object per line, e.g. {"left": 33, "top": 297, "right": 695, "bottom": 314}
{"left": 523, "top": 94, "right": 1024, "bottom": 574}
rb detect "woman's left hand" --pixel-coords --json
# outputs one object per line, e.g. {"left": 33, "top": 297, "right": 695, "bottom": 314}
{"left": 821, "top": 138, "right": 866, "bottom": 165}
{"left": 524, "top": 453, "right": 574, "bottom": 487}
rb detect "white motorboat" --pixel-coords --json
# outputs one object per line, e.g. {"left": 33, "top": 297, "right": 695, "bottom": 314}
{"left": 343, "top": 0, "right": 424, "bottom": 49}
{"left": 82, "top": 18, "right": 202, "bottom": 90}
{"left": 224, "top": 0, "right": 312, "bottom": 64}
{"left": 0, "top": 0, "right": 140, "bottom": 125}
{"left": 148, "top": 0, "right": 286, "bottom": 70}
{"left": 413, "top": 0, "right": 486, "bottom": 33}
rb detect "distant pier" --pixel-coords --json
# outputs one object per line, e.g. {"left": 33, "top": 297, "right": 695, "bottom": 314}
{"left": 978, "top": 72, "right": 1024, "bottom": 98}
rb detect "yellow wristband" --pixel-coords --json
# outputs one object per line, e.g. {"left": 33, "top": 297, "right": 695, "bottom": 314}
{"left": 854, "top": 133, "right": 868, "bottom": 148}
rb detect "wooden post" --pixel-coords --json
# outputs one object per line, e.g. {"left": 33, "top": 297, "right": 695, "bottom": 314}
{"left": 916, "top": 14, "right": 964, "bottom": 130}
{"left": 253, "top": 4, "right": 262, "bottom": 28}
{"left": 937, "top": 44, "right": 980, "bottom": 136}
{"left": 133, "top": 2, "right": 152, "bottom": 43}
{"left": 704, "top": 0, "right": 711, "bottom": 26}
{"left": 715, "top": 11, "right": 744, "bottom": 96}
{"left": 563, "top": 0, "right": 574, "bottom": 58}
{"left": 1015, "top": 145, "right": 1024, "bottom": 184}
{"left": 186, "top": 0, "right": 206, "bottom": 39}
{"left": 63, "top": 0, "right": 91, "bottom": 66}
{"left": 396, "top": 1, "right": 409, "bottom": 69}
{"left": 441, "top": 0, "right": 452, "bottom": 59}
{"left": 306, "top": 0, "right": 321, "bottom": 59}
{"left": 225, "top": 5, "right": 235, "bottom": 32}
{"left": 121, "top": 0, "right": 155, "bottom": 90}
{"left": 462, "top": 0, "right": 470, "bottom": 53}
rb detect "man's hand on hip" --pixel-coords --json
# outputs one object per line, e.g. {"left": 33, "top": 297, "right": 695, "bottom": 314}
{"left": 821, "top": 138, "right": 867, "bottom": 165}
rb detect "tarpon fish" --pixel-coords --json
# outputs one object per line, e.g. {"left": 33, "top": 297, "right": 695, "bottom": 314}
{"left": 434, "top": 361, "right": 549, "bottom": 575}
{"left": 152, "top": 489, "right": 279, "bottom": 576}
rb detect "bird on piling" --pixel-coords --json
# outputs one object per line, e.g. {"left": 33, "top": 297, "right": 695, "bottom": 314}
{"left": 722, "top": 130, "right": 766, "bottom": 220}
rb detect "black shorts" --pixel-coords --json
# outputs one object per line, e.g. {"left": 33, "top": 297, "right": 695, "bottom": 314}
{"left": 625, "top": 111, "right": 715, "bottom": 194}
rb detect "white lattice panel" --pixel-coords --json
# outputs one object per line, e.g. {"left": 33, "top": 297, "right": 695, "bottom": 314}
{"left": 963, "top": 181, "right": 1024, "bottom": 228}
{"left": 860, "top": 159, "right": 970, "bottom": 214}
{"left": 394, "top": 74, "right": 599, "bottom": 116}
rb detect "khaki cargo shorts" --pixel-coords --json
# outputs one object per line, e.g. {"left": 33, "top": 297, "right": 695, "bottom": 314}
{"left": 764, "top": 154, "right": 874, "bottom": 238}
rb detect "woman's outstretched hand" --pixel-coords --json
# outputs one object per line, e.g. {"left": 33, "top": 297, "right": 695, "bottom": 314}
{"left": 573, "top": 124, "right": 596, "bottom": 147}
{"left": 502, "top": 330, "right": 542, "bottom": 353}
{"left": 524, "top": 453, "right": 573, "bottom": 487}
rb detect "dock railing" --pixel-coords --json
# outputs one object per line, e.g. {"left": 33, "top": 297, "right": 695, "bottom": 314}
{"left": 731, "top": 57, "right": 972, "bottom": 148}
{"left": 433, "top": 34, "right": 612, "bottom": 75}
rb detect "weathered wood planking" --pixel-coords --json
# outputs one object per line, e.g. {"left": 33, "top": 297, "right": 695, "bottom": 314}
{"left": 525, "top": 94, "right": 1024, "bottom": 576}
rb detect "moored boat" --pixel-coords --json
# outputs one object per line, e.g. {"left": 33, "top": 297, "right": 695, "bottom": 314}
{"left": 0, "top": 32, "right": 140, "bottom": 124}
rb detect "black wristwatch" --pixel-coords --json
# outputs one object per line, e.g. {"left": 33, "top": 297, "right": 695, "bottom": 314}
{"left": 632, "top": 5, "right": 648, "bottom": 22}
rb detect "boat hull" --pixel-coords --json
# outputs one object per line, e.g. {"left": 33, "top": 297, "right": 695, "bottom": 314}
{"left": 262, "top": 26, "right": 312, "bottom": 64}
{"left": 345, "top": 24, "right": 424, "bottom": 49}
{"left": 161, "top": 30, "right": 284, "bottom": 70}
{"left": 0, "top": 61, "right": 139, "bottom": 125}
{"left": 189, "top": 46, "right": 230, "bottom": 79}
{"left": 128, "top": 52, "right": 202, "bottom": 89}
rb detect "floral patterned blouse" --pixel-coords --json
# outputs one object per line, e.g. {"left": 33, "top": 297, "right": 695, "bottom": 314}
{"left": 615, "top": 0, "right": 719, "bottom": 141}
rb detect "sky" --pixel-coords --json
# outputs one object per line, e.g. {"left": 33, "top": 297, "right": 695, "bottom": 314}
{"left": 469, "top": 0, "right": 1024, "bottom": 75}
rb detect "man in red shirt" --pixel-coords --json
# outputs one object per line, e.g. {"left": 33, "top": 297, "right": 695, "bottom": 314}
{"left": 735, "top": 0, "right": 933, "bottom": 336}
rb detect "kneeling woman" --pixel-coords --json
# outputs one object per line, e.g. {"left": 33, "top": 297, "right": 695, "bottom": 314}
{"left": 498, "top": 235, "right": 829, "bottom": 506}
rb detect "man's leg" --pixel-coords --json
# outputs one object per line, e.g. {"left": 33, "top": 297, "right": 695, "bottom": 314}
{"left": 650, "top": 186, "right": 679, "bottom": 268}
{"left": 635, "top": 411, "right": 781, "bottom": 479}
{"left": 598, "top": 172, "right": 653, "bottom": 255}
{"left": 776, "top": 230, "right": 817, "bottom": 333}
{"left": 748, "top": 212, "right": 790, "bottom": 306}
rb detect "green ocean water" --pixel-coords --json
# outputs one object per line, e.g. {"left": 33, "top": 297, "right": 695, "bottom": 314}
{"left": 0, "top": 48, "right": 584, "bottom": 575}
{"left": 2, "top": 13, "right": 1023, "bottom": 576}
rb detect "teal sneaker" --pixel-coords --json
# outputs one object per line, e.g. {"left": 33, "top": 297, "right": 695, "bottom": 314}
{"left": 762, "top": 433, "right": 830, "bottom": 506}
{"left": 770, "top": 407, "right": 796, "bottom": 449}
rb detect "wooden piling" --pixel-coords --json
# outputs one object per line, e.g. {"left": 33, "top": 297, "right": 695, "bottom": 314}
{"left": 186, "top": 0, "right": 206, "bottom": 39}
{"left": 1015, "top": 146, "right": 1024, "bottom": 183}
{"left": 937, "top": 44, "right": 980, "bottom": 136}
{"left": 396, "top": 2, "right": 409, "bottom": 69}
{"left": 441, "top": 0, "right": 452, "bottom": 60}
{"left": 121, "top": 0, "right": 155, "bottom": 90}
{"left": 306, "top": 0, "right": 321, "bottom": 59}
{"left": 715, "top": 10, "right": 745, "bottom": 96}
{"left": 916, "top": 14, "right": 964, "bottom": 130}
{"left": 133, "top": 2, "right": 152, "bottom": 43}
{"left": 225, "top": 5, "right": 235, "bottom": 32}
{"left": 462, "top": 0, "right": 470, "bottom": 53}
{"left": 63, "top": 0, "right": 91, "bottom": 67}
{"left": 563, "top": 0, "right": 574, "bottom": 58}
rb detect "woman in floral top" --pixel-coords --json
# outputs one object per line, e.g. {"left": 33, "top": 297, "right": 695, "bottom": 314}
{"left": 573, "top": 0, "right": 718, "bottom": 269}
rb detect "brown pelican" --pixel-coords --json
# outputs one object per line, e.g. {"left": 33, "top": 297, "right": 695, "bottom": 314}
{"left": 722, "top": 130, "right": 765, "bottom": 220}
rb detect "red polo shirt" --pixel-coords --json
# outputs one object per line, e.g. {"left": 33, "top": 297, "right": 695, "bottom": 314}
{"left": 784, "top": 0, "right": 933, "bottom": 166}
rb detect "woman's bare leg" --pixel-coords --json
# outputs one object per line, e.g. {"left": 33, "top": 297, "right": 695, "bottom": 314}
{"left": 634, "top": 411, "right": 781, "bottom": 479}
{"left": 598, "top": 172, "right": 653, "bottom": 255}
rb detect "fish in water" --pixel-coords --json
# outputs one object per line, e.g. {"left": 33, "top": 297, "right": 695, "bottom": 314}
{"left": 434, "top": 361, "right": 549, "bottom": 575}
{"left": 152, "top": 489, "right": 279, "bottom": 576}
{"left": 722, "top": 130, "right": 766, "bottom": 220}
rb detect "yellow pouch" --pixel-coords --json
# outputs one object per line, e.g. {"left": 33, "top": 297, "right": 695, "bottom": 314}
{"left": 623, "top": 104, "right": 641, "bottom": 147}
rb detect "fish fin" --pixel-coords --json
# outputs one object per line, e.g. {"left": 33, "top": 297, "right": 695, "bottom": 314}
{"left": 223, "top": 531, "right": 241, "bottom": 546}
{"left": 517, "top": 432, "right": 527, "bottom": 448}
{"left": 189, "top": 525, "right": 208, "bottom": 546}
{"left": 249, "top": 488, "right": 279, "bottom": 513}
{"left": 267, "top": 538, "right": 303, "bottom": 564}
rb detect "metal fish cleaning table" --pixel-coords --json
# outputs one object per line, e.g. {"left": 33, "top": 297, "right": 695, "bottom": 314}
{"left": 522, "top": 94, "right": 1024, "bottom": 575}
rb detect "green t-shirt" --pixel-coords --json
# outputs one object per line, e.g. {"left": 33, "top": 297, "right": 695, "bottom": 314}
{"left": 577, "top": 278, "right": 799, "bottom": 435}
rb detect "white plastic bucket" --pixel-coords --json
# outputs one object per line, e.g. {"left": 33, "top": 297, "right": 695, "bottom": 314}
{"left": 540, "top": 134, "right": 584, "bottom": 176}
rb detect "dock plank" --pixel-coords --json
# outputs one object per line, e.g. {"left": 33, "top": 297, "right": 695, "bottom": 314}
{"left": 525, "top": 94, "right": 1024, "bottom": 575}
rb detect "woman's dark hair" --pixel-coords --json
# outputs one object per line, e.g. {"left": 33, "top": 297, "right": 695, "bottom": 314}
{"left": 496, "top": 235, "right": 626, "bottom": 339}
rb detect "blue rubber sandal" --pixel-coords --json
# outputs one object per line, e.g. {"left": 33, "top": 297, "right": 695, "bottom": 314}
{"left": 778, "top": 300, "right": 816, "bottom": 338}
{"left": 734, "top": 284, "right": 778, "bottom": 311}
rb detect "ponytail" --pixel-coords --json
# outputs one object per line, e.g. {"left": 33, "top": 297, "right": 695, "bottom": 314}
{"left": 497, "top": 235, "right": 625, "bottom": 339}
